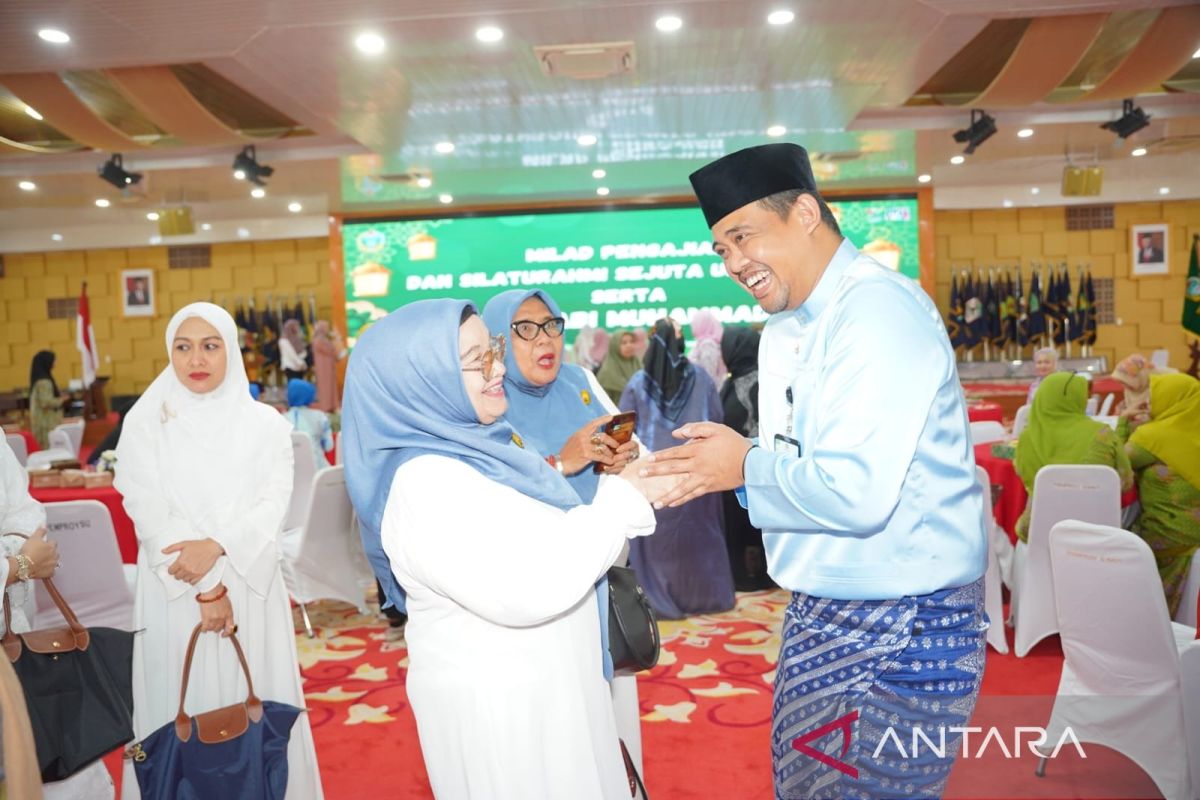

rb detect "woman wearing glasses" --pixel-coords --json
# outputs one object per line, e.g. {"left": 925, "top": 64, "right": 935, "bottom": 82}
{"left": 342, "top": 299, "right": 674, "bottom": 799}
{"left": 482, "top": 289, "right": 646, "bottom": 773}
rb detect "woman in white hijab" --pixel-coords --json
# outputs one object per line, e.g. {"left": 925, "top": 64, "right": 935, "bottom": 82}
{"left": 115, "top": 303, "right": 323, "bottom": 799}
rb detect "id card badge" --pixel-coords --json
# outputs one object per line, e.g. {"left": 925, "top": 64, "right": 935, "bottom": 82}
{"left": 774, "top": 434, "right": 802, "bottom": 457}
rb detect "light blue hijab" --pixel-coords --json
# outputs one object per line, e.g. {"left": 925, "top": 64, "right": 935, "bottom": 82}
{"left": 341, "top": 298, "right": 582, "bottom": 612}
{"left": 482, "top": 289, "right": 617, "bottom": 680}
{"left": 482, "top": 289, "right": 606, "bottom": 503}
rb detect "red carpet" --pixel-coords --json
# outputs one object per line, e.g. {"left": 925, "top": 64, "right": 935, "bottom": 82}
{"left": 104, "top": 591, "right": 1165, "bottom": 799}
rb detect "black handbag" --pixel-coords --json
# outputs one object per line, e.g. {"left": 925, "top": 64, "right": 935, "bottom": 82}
{"left": 2, "top": 571, "right": 135, "bottom": 781}
{"left": 606, "top": 565, "right": 660, "bottom": 676}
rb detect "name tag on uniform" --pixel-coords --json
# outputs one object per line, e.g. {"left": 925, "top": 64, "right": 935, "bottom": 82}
{"left": 774, "top": 434, "right": 802, "bottom": 457}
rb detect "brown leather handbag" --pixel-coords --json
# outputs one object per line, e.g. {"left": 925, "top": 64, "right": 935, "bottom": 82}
{"left": 2, "top": 569, "right": 135, "bottom": 781}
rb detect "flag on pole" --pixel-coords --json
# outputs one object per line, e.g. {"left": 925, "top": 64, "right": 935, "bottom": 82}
{"left": 1083, "top": 269, "right": 1097, "bottom": 346}
{"left": 946, "top": 271, "right": 962, "bottom": 349}
{"left": 1185, "top": 235, "right": 1200, "bottom": 341}
{"left": 76, "top": 282, "right": 100, "bottom": 388}
{"left": 962, "top": 270, "right": 981, "bottom": 351}
{"left": 1015, "top": 267, "right": 1027, "bottom": 348}
{"left": 1027, "top": 268, "right": 1045, "bottom": 340}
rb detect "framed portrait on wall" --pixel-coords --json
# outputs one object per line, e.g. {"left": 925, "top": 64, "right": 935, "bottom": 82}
{"left": 1131, "top": 223, "right": 1168, "bottom": 277}
{"left": 121, "top": 269, "right": 155, "bottom": 317}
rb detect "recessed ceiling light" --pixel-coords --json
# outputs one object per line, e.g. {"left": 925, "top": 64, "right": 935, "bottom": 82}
{"left": 655, "top": 15, "right": 682, "bottom": 32}
{"left": 18, "top": 180, "right": 36, "bottom": 191}
{"left": 38, "top": 29, "right": 70, "bottom": 44}
{"left": 146, "top": 212, "right": 160, "bottom": 221}
{"left": 237, "top": 227, "right": 250, "bottom": 239}
{"left": 950, "top": 155, "right": 965, "bottom": 165}
{"left": 767, "top": 10, "right": 795, "bottom": 25}
{"left": 51, "top": 233, "right": 63, "bottom": 241}
{"left": 1017, "top": 128, "right": 1034, "bottom": 138}
{"left": 233, "top": 169, "right": 246, "bottom": 181}
{"left": 476, "top": 26, "right": 503, "bottom": 43}
{"left": 1131, "top": 147, "right": 1147, "bottom": 157}
{"left": 917, "top": 174, "right": 931, "bottom": 184}
{"left": 355, "top": 32, "right": 386, "bottom": 55}
{"left": 24, "top": 105, "right": 42, "bottom": 121}
{"left": 766, "top": 124, "right": 787, "bottom": 137}
{"left": 1031, "top": 187, "right": 1040, "bottom": 195}
{"left": 435, "top": 141, "right": 455, "bottom": 154}
{"left": 439, "top": 193, "right": 454, "bottom": 204}
{"left": 577, "top": 134, "right": 598, "bottom": 146}
{"left": 94, "top": 198, "right": 110, "bottom": 208}
{"left": 1159, "top": 186, "right": 1170, "bottom": 195}
{"left": 201, "top": 223, "right": 212, "bottom": 231}
{"left": 416, "top": 177, "right": 432, "bottom": 188}
{"left": 288, "top": 202, "right": 303, "bottom": 213}
{"left": 592, "top": 168, "right": 606, "bottom": 179}
{"left": 1003, "top": 199, "right": 1014, "bottom": 208}
{"left": 596, "top": 187, "right": 610, "bottom": 196}
{"left": 251, "top": 187, "right": 266, "bottom": 199}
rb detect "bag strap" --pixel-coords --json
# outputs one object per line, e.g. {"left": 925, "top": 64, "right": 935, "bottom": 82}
{"left": 619, "top": 739, "right": 649, "bottom": 799}
{"left": 174, "top": 623, "right": 264, "bottom": 742}
{"left": 612, "top": 581, "right": 660, "bottom": 665}
{"left": 1, "top": 533, "right": 89, "bottom": 662}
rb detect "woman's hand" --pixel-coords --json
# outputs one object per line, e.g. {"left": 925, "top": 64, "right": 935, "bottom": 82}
{"left": 1119, "top": 399, "right": 1149, "bottom": 426}
{"left": 619, "top": 457, "right": 686, "bottom": 505}
{"left": 559, "top": 415, "right": 620, "bottom": 475}
{"left": 599, "top": 440, "right": 640, "bottom": 475}
{"left": 198, "top": 585, "right": 236, "bottom": 636}
{"left": 163, "top": 538, "right": 224, "bottom": 585}
{"left": 19, "top": 528, "right": 59, "bottom": 580}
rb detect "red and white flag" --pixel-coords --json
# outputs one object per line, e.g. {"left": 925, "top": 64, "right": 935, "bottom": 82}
{"left": 76, "top": 282, "right": 100, "bottom": 387}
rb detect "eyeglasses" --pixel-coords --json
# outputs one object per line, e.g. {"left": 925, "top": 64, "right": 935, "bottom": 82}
{"left": 461, "top": 335, "right": 506, "bottom": 381}
{"left": 510, "top": 317, "right": 566, "bottom": 341}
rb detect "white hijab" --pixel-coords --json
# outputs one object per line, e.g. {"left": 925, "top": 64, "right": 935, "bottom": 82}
{"left": 116, "top": 303, "right": 291, "bottom": 595}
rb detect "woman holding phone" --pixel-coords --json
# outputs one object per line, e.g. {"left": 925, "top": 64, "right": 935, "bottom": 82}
{"left": 480, "top": 289, "right": 647, "bottom": 774}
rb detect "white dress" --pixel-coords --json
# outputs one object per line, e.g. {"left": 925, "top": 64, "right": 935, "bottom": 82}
{"left": 382, "top": 455, "right": 656, "bottom": 800}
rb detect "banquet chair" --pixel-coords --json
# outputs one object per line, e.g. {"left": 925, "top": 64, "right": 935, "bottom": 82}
{"left": 33, "top": 500, "right": 133, "bottom": 631}
{"left": 334, "top": 431, "right": 343, "bottom": 465}
{"left": 1039, "top": 521, "right": 1196, "bottom": 800}
{"left": 283, "top": 431, "right": 319, "bottom": 532}
{"left": 1096, "top": 393, "right": 1115, "bottom": 417}
{"left": 1182, "top": 645, "right": 1200, "bottom": 800}
{"left": 977, "top": 467, "right": 1009, "bottom": 653}
{"left": 1084, "top": 396, "right": 1099, "bottom": 416}
{"left": 279, "top": 466, "right": 372, "bottom": 637}
{"left": 51, "top": 419, "right": 85, "bottom": 456}
{"left": 25, "top": 448, "right": 78, "bottom": 470}
{"left": 47, "top": 428, "right": 72, "bottom": 455}
{"left": 1011, "top": 465, "right": 1120, "bottom": 657}
{"left": 1011, "top": 404, "right": 1031, "bottom": 438}
{"left": 5, "top": 433, "right": 28, "bottom": 466}
{"left": 969, "top": 420, "right": 1007, "bottom": 446}
{"left": 1176, "top": 553, "right": 1200, "bottom": 627}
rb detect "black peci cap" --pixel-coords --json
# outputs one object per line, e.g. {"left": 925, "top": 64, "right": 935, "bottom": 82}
{"left": 689, "top": 143, "right": 820, "bottom": 229}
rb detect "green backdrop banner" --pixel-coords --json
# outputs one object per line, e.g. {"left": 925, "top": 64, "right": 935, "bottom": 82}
{"left": 342, "top": 198, "right": 919, "bottom": 342}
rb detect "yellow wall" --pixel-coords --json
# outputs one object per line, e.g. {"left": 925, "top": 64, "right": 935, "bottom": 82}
{"left": 0, "top": 237, "right": 332, "bottom": 396}
{"left": 933, "top": 199, "right": 1200, "bottom": 370}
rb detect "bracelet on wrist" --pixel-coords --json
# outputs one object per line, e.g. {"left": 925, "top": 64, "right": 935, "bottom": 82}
{"left": 547, "top": 454, "right": 566, "bottom": 475}
{"left": 196, "top": 584, "right": 228, "bottom": 604}
{"left": 14, "top": 554, "right": 33, "bottom": 582}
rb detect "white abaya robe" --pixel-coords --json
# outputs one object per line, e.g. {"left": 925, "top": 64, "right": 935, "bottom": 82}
{"left": 381, "top": 455, "right": 656, "bottom": 800}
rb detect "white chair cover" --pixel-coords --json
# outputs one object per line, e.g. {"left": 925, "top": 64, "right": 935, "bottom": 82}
{"left": 1045, "top": 521, "right": 1196, "bottom": 800}
{"left": 4, "top": 433, "right": 28, "bottom": 467}
{"left": 1097, "top": 393, "right": 1115, "bottom": 416}
{"left": 1084, "top": 396, "right": 1099, "bottom": 416}
{"left": 283, "top": 431, "right": 319, "bottom": 532}
{"left": 1176, "top": 553, "right": 1200, "bottom": 628}
{"left": 1011, "top": 465, "right": 1120, "bottom": 657}
{"left": 33, "top": 500, "right": 133, "bottom": 631}
{"left": 47, "top": 429, "right": 72, "bottom": 454}
{"left": 334, "top": 432, "right": 343, "bottom": 465}
{"left": 1011, "top": 404, "right": 1031, "bottom": 438}
{"left": 279, "top": 466, "right": 371, "bottom": 612}
{"left": 977, "top": 466, "right": 1009, "bottom": 654}
{"left": 1181, "top": 644, "right": 1200, "bottom": 799}
{"left": 50, "top": 420, "right": 84, "bottom": 456}
{"left": 25, "top": 448, "right": 78, "bottom": 470}
{"left": 969, "top": 420, "right": 1007, "bottom": 446}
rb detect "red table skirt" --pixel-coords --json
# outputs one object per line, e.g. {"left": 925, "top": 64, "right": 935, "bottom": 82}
{"left": 975, "top": 444, "right": 1024, "bottom": 544}
{"left": 29, "top": 485, "right": 137, "bottom": 564}
{"left": 967, "top": 402, "right": 1004, "bottom": 424}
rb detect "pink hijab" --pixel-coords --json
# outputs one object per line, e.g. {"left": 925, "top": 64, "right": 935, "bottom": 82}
{"left": 690, "top": 310, "right": 727, "bottom": 383}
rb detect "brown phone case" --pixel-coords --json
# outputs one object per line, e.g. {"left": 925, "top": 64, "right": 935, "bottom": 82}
{"left": 593, "top": 412, "right": 637, "bottom": 474}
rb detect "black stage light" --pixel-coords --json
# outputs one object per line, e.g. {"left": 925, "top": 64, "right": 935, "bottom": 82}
{"left": 1100, "top": 99, "right": 1151, "bottom": 140}
{"left": 98, "top": 154, "right": 142, "bottom": 189}
{"left": 952, "top": 109, "right": 997, "bottom": 155}
{"left": 232, "top": 145, "right": 274, "bottom": 187}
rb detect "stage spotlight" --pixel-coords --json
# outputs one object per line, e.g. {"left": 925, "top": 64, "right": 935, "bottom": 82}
{"left": 98, "top": 154, "right": 142, "bottom": 189}
{"left": 232, "top": 146, "right": 274, "bottom": 187}
{"left": 952, "top": 109, "right": 997, "bottom": 155}
{"left": 1100, "top": 99, "right": 1151, "bottom": 140}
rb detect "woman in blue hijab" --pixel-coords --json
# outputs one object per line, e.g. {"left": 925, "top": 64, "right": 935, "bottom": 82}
{"left": 285, "top": 377, "right": 333, "bottom": 466}
{"left": 341, "top": 298, "right": 668, "bottom": 799}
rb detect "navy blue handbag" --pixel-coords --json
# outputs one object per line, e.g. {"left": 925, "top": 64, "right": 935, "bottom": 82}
{"left": 127, "top": 623, "right": 303, "bottom": 800}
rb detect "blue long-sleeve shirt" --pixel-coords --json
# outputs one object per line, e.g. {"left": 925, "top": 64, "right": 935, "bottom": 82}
{"left": 742, "top": 239, "right": 987, "bottom": 600}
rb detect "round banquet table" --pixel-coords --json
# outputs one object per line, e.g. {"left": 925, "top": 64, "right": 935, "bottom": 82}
{"left": 29, "top": 485, "right": 137, "bottom": 564}
{"left": 974, "top": 444, "right": 1024, "bottom": 544}
{"left": 967, "top": 402, "right": 1004, "bottom": 424}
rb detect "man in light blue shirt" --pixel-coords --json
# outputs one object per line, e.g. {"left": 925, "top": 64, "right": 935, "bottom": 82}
{"left": 642, "top": 143, "right": 987, "bottom": 799}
